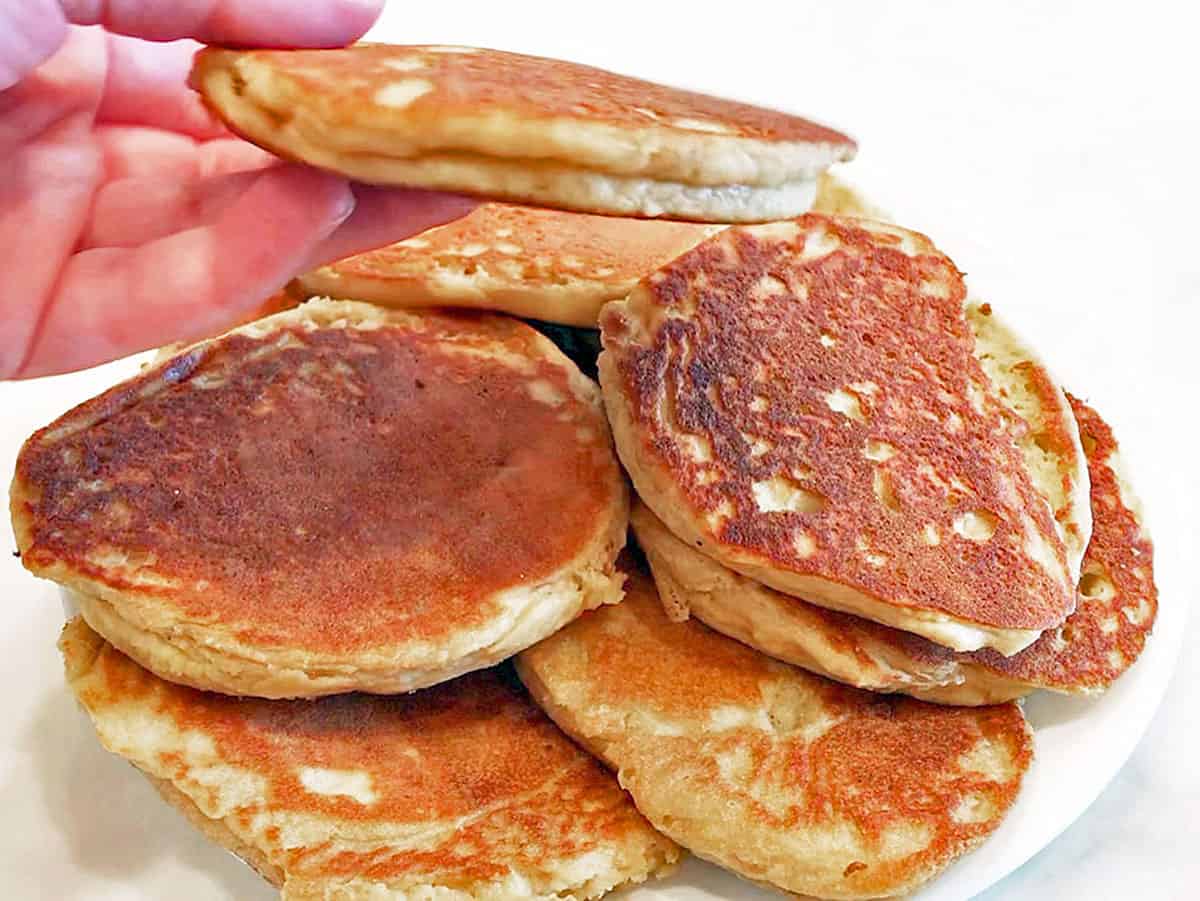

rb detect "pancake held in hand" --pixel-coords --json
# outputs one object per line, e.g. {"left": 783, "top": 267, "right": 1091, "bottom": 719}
{"left": 635, "top": 397, "right": 1154, "bottom": 704}
{"left": 61, "top": 620, "right": 679, "bottom": 900}
{"left": 13, "top": 301, "right": 627, "bottom": 698}
{"left": 296, "top": 204, "right": 723, "bottom": 327}
{"left": 191, "top": 44, "right": 856, "bottom": 222}
{"left": 600, "top": 214, "right": 1078, "bottom": 654}
{"left": 516, "top": 567, "right": 1032, "bottom": 900}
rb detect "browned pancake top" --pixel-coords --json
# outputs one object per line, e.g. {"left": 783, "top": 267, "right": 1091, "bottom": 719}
{"left": 752, "top": 396, "right": 1157, "bottom": 692}
{"left": 16, "top": 310, "right": 618, "bottom": 653}
{"left": 197, "top": 44, "right": 856, "bottom": 150}
{"left": 320, "top": 203, "right": 715, "bottom": 293}
{"left": 603, "top": 215, "right": 1073, "bottom": 629}
{"left": 63, "top": 621, "right": 662, "bottom": 886}
{"left": 520, "top": 569, "right": 1032, "bottom": 895}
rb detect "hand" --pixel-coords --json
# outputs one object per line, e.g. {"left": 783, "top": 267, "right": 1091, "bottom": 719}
{"left": 0, "top": 1, "right": 478, "bottom": 379}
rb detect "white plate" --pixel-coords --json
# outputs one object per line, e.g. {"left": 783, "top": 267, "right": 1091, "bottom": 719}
{"left": 0, "top": 355, "right": 1184, "bottom": 900}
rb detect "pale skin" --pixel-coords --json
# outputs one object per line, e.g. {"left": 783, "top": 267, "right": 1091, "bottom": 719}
{"left": 0, "top": 0, "right": 479, "bottom": 379}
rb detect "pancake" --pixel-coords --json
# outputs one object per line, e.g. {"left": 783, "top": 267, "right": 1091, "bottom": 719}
{"left": 295, "top": 204, "right": 723, "bottom": 327}
{"left": 191, "top": 44, "right": 856, "bottom": 222}
{"left": 13, "top": 300, "right": 628, "bottom": 698}
{"left": 634, "top": 395, "right": 1154, "bottom": 704}
{"left": 599, "top": 214, "right": 1079, "bottom": 655}
{"left": 515, "top": 566, "right": 1032, "bottom": 900}
{"left": 60, "top": 618, "right": 680, "bottom": 899}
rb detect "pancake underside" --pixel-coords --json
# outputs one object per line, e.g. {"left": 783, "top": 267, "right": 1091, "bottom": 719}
{"left": 198, "top": 65, "right": 824, "bottom": 221}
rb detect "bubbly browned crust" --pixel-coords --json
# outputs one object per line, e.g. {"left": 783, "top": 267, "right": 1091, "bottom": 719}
{"left": 61, "top": 618, "right": 681, "bottom": 899}
{"left": 599, "top": 215, "right": 1075, "bottom": 653}
{"left": 634, "top": 395, "right": 1156, "bottom": 704}
{"left": 516, "top": 567, "right": 1032, "bottom": 899}
{"left": 295, "top": 204, "right": 721, "bottom": 327}
{"left": 15, "top": 301, "right": 627, "bottom": 697}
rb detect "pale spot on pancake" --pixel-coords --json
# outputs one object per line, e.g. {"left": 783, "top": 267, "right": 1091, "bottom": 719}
{"left": 953, "top": 510, "right": 997, "bottom": 542}
{"left": 454, "top": 243, "right": 489, "bottom": 257}
{"left": 752, "top": 475, "right": 824, "bottom": 514}
{"left": 946, "top": 411, "right": 964, "bottom": 433}
{"left": 793, "top": 530, "right": 817, "bottom": 558}
{"left": 1107, "top": 649, "right": 1126, "bottom": 669}
{"left": 298, "top": 767, "right": 377, "bottom": 805}
{"left": 631, "top": 106, "right": 662, "bottom": 121}
{"left": 872, "top": 469, "right": 900, "bottom": 512}
{"left": 696, "top": 468, "right": 719, "bottom": 485}
{"left": 749, "top": 395, "right": 769, "bottom": 413}
{"left": 715, "top": 745, "right": 752, "bottom": 783}
{"left": 746, "top": 435, "right": 772, "bottom": 458}
{"left": 745, "top": 221, "right": 801, "bottom": 243}
{"left": 800, "top": 226, "right": 840, "bottom": 260}
{"left": 709, "top": 705, "right": 772, "bottom": 732}
{"left": 1123, "top": 597, "right": 1152, "bottom": 626}
{"left": 958, "top": 738, "right": 1012, "bottom": 778}
{"left": 494, "top": 241, "right": 522, "bottom": 255}
{"left": 951, "top": 792, "right": 995, "bottom": 824}
{"left": 923, "top": 523, "right": 941, "bottom": 546}
{"left": 593, "top": 266, "right": 616, "bottom": 278}
{"left": 706, "top": 499, "right": 734, "bottom": 531}
{"left": 864, "top": 439, "right": 896, "bottom": 462}
{"left": 819, "top": 332, "right": 837, "bottom": 348}
{"left": 493, "top": 227, "right": 513, "bottom": 238}
{"left": 825, "top": 388, "right": 865, "bottom": 422}
{"left": 679, "top": 434, "right": 712, "bottom": 463}
{"left": 381, "top": 58, "right": 427, "bottom": 72}
{"left": 1100, "top": 616, "right": 1119, "bottom": 635}
{"left": 752, "top": 274, "right": 788, "bottom": 299}
{"left": 921, "top": 279, "right": 952, "bottom": 299}
{"left": 399, "top": 238, "right": 430, "bottom": 249}
{"left": 849, "top": 381, "right": 879, "bottom": 397}
{"left": 374, "top": 78, "right": 434, "bottom": 108}
{"left": 670, "top": 116, "right": 733, "bottom": 134}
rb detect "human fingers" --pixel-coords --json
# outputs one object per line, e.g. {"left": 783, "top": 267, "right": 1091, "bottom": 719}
{"left": 95, "top": 125, "right": 272, "bottom": 180}
{"left": 13, "top": 164, "right": 354, "bottom": 379}
{"left": 302, "top": 185, "right": 479, "bottom": 271}
{"left": 60, "top": 0, "right": 385, "bottom": 48}
{"left": 0, "top": 0, "right": 68, "bottom": 90}
{"left": 97, "top": 34, "right": 226, "bottom": 139}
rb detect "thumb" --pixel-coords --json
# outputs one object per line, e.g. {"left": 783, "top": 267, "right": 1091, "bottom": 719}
{"left": 0, "top": 0, "right": 68, "bottom": 90}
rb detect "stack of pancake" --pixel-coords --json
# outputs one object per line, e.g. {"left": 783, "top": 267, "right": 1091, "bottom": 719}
{"left": 10, "top": 44, "right": 1157, "bottom": 900}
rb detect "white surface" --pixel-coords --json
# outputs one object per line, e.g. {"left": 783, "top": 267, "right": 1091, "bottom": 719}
{"left": 2, "top": 1, "right": 1197, "bottom": 898}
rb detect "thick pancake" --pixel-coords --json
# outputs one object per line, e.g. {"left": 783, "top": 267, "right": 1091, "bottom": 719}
{"left": 60, "top": 619, "right": 680, "bottom": 899}
{"left": 13, "top": 300, "right": 627, "bottom": 698}
{"left": 634, "top": 397, "right": 1154, "bottom": 703}
{"left": 515, "top": 566, "right": 1032, "bottom": 900}
{"left": 599, "top": 214, "right": 1077, "bottom": 654}
{"left": 295, "top": 204, "right": 722, "bottom": 327}
{"left": 191, "top": 45, "right": 856, "bottom": 222}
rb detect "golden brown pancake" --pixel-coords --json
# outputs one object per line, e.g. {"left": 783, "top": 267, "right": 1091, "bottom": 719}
{"left": 295, "top": 204, "right": 722, "bottom": 327}
{"left": 599, "top": 214, "right": 1077, "bottom": 655}
{"left": 516, "top": 566, "right": 1032, "bottom": 899}
{"left": 191, "top": 45, "right": 856, "bottom": 222}
{"left": 634, "top": 395, "right": 1155, "bottom": 704}
{"left": 14, "top": 300, "right": 627, "bottom": 698}
{"left": 60, "top": 618, "right": 680, "bottom": 899}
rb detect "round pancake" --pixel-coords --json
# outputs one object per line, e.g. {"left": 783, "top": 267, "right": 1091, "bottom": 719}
{"left": 191, "top": 45, "right": 856, "bottom": 222}
{"left": 295, "top": 204, "right": 723, "bottom": 327}
{"left": 634, "top": 396, "right": 1155, "bottom": 704}
{"left": 599, "top": 214, "right": 1078, "bottom": 655}
{"left": 13, "top": 300, "right": 628, "bottom": 698}
{"left": 60, "top": 619, "right": 680, "bottom": 899}
{"left": 515, "top": 566, "right": 1032, "bottom": 900}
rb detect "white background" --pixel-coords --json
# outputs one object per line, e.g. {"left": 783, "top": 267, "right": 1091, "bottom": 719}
{"left": 1, "top": 1, "right": 1197, "bottom": 898}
